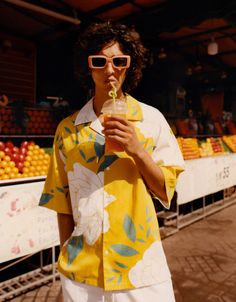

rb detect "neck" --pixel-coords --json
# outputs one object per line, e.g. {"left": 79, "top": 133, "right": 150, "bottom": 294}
{"left": 93, "top": 88, "right": 124, "bottom": 116}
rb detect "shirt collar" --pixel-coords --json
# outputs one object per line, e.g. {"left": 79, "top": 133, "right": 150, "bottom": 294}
{"left": 74, "top": 98, "right": 96, "bottom": 126}
{"left": 74, "top": 95, "right": 143, "bottom": 127}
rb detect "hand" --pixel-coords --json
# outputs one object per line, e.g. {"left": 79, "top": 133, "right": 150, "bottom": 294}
{"left": 102, "top": 115, "right": 144, "bottom": 156}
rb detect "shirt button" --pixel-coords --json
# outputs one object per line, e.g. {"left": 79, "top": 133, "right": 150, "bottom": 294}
{"left": 105, "top": 250, "right": 109, "bottom": 255}
{"left": 106, "top": 167, "right": 110, "bottom": 171}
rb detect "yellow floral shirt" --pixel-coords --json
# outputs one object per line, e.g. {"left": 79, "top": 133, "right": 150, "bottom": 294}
{"left": 39, "top": 95, "right": 184, "bottom": 291}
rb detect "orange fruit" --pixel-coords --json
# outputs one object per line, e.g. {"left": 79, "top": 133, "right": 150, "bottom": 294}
{"left": 0, "top": 161, "right": 7, "bottom": 168}
{"left": 23, "top": 167, "right": 30, "bottom": 174}
{"left": 12, "top": 167, "right": 19, "bottom": 174}
{"left": 31, "top": 160, "right": 37, "bottom": 166}
{"left": 28, "top": 145, "right": 34, "bottom": 151}
{"left": 32, "top": 155, "right": 38, "bottom": 161}
{"left": 0, "top": 151, "right": 5, "bottom": 158}
{"left": 9, "top": 172, "right": 17, "bottom": 179}
{"left": 29, "top": 166, "right": 36, "bottom": 172}
{"left": 24, "top": 161, "right": 30, "bottom": 167}
{"left": 25, "top": 156, "right": 32, "bottom": 162}
{"left": 9, "top": 161, "right": 15, "bottom": 168}
{"left": 27, "top": 150, "right": 33, "bottom": 156}
{"left": 5, "top": 167, "right": 11, "bottom": 174}
{"left": 4, "top": 156, "right": 11, "bottom": 162}
{"left": 39, "top": 149, "right": 45, "bottom": 155}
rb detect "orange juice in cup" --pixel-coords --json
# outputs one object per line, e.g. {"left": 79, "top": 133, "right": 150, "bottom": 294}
{"left": 101, "top": 98, "right": 128, "bottom": 152}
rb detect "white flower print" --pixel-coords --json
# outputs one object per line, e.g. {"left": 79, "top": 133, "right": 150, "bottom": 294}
{"left": 68, "top": 163, "right": 115, "bottom": 246}
{"left": 128, "top": 241, "right": 170, "bottom": 287}
{"left": 135, "top": 120, "right": 154, "bottom": 139}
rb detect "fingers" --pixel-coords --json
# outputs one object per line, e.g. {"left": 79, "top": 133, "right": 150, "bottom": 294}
{"left": 102, "top": 115, "right": 130, "bottom": 127}
{"left": 103, "top": 127, "right": 125, "bottom": 135}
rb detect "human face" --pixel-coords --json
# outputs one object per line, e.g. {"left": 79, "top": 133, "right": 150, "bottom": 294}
{"left": 90, "top": 42, "right": 129, "bottom": 96}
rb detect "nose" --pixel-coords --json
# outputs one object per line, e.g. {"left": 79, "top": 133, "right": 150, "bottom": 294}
{"left": 105, "top": 61, "right": 115, "bottom": 75}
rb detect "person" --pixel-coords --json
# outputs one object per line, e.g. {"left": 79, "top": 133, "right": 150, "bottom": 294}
{"left": 39, "top": 21, "right": 185, "bottom": 302}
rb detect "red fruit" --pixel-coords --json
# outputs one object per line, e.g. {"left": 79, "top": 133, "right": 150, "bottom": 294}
{"left": 20, "top": 147, "right": 27, "bottom": 155}
{"left": 21, "top": 141, "right": 29, "bottom": 148}
{"left": 16, "top": 162, "right": 24, "bottom": 172}
{"left": 0, "top": 141, "right": 5, "bottom": 151}
{"left": 12, "top": 153, "right": 20, "bottom": 163}
{"left": 4, "top": 147, "right": 12, "bottom": 156}
{"left": 19, "top": 154, "right": 25, "bottom": 162}
{"left": 6, "top": 141, "right": 14, "bottom": 149}
{"left": 12, "top": 146, "right": 20, "bottom": 154}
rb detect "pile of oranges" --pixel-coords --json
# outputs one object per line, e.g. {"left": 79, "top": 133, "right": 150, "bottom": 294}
{"left": 0, "top": 141, "right": 50, "bottom": 180}
{"left": 0, "top": 107, "right": 57, "bottom": 135}
{"left": 21, "top": 144, "right": 50, "bottom": 178}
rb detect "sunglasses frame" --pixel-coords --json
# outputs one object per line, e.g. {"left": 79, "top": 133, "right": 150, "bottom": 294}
{"left": 88, "top": 55, "right": 131, "bottom": 69}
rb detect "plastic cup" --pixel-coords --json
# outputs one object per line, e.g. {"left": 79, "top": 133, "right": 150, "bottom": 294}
{"left": 101, "top": 98, "right": 128, "bottom": 152}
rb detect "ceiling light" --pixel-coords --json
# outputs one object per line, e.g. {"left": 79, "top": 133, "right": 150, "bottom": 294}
{"left": 158, "top": 48, "right": 167, "bottom": 59}
{"left": 207, "top": 37, "right": 218, "bottom": 55}
{"left": 221, "top": 71, "right": 228, "bottom": 79}
{"left": 194, "top": 61, "right": 203, "bottom": 72}
{"left": 185, "top": 66, "right": 193, "bottom": 76}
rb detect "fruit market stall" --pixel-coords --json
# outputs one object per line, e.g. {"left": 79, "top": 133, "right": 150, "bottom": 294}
{"left": 1, "top": 134, "right": 236, "bottom": 300}
{"left": 0, "top": 140, "right": 59, "bottom": 301}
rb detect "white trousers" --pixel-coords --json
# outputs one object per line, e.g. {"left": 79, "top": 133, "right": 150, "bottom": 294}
{"left": 60, "top": 274, "right": 176, "bottom": 302}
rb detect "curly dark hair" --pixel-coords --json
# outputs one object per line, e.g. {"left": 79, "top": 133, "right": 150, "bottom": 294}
{"left": 74, "top": 21, "right": 148, "bottom": 94}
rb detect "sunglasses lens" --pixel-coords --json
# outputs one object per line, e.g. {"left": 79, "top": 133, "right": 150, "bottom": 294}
{"left": 92, "top": 57, "right": 106, "bottom": 67}
{"left": 113, "top": 57, "right": 128, "bottom": 67}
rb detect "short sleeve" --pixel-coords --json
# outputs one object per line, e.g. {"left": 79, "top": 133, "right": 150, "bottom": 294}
{"left": 151, "top": 115, "right": 185, "bottom": 209}
{"left": 39, "top": 124, "right": 72, "bottom": 214}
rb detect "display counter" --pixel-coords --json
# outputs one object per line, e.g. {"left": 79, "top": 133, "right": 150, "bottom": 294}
{"left": 0, "top": 176, "right": 59, "bottom": 263}
{"left": 1, "top": 153, "right": 236, "bottom": 263}
{"left": 176, "top": 153, "right": 236, "bottom": 205}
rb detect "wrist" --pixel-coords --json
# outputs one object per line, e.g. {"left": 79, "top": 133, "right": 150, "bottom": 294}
{"left": 131, "top": 146, "right": 148, "bottom": 161}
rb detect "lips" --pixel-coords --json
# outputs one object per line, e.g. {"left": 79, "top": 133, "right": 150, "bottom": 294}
{"left": 105, "top": 78, "right": 116, "bottom": 84}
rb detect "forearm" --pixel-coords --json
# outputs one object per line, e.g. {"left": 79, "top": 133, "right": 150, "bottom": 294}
{"left": 132, "top": 148, "right": 167, "bottom": 201}
{"left": 57, "top": 213, "right": 75, "bottom": 248}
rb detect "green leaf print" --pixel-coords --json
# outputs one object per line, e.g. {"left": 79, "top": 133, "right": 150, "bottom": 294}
{"left": 115, "top": 261, "right": 128, "bottom": 268}
{"left": 97, "top": 155, "right": 118, "bottom": 173}
{"left": 79, "top": 150, "right": 86, "bottom": 160}
{"left": 106, "top": 277, "right": 115, "bottom": 282}
{"left": 64, "top": 126, "right": 72, "bottom": 134}
{"left": 55, "top": 134, "right": 59, "bottom": 142}
{"left": 67, "top": 236, "right": 84, "bottom": 265}
{"left": 75, "top": 127, "right": 80, "bottom": 144}
{"left": 123, "top": 215, "right": 136, "bottom": 242}
{"left": 94, "top": 134, "right": 105, "bottom": 161}
{"left": 56, "top": 186, "right": 64, "bottom": 193}
{"left": 138, "top": 224, "right": 144, "bottom": 231}
{"left": 39, "top": 193, "right": 53, "bottom": 205}
{"left": 110, "top": 244, "right": 139, "bottom": 256}
{"left": 136, "top": 238, "right": 145, "bottom": 243}
{"left": 118, "top": 275, "right": 122, "bottom": 285}
{"left": 94, "top": 142, "right": 105, "bottom": 162}
{"left": 87, "top": 156, "right": 97, "bottom": 163}
{"left": 111, "top": 268, "right": 121, "bottom": 273}
{"left": 146, "top": 227, "right": 151, "bottom": 238}
{"left": 88, "top": 132, "right": 93, "bottom": 141}
{"left": 146, "top": 216, "right": 153, "bottom": 223}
